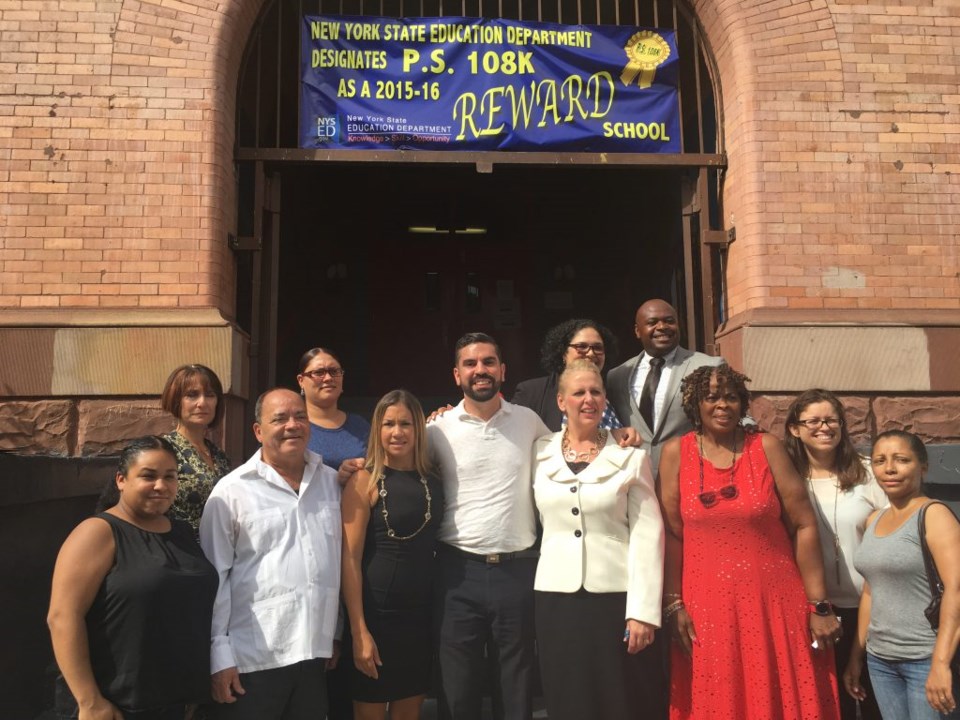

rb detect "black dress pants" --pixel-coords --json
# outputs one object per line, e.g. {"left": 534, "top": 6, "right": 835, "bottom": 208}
{"left": 435, "top": 550, "right": 537, "bottom": 720}
{"left": 213, "top": 659, "right": 328, "bottom": 720}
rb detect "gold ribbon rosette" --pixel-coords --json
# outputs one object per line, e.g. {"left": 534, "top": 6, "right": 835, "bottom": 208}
{"left": 620, "top": 30, "right": 671, "bottom": 89}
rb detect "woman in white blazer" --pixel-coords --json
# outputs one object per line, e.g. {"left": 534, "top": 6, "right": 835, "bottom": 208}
{"left": 533, "top": 359, "right": 666, "bottom": 720}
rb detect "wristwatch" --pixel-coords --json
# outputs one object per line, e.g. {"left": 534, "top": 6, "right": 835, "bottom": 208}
{"left": 807, "top": 599, "right": 834, "bottom": 616}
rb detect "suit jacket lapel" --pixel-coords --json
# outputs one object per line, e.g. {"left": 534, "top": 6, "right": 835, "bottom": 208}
{"left": 653, "top": 347, "right": 693, "bottom": 441}
{"left": 613, "top": 355, "right": 652, "bottom": 437}
{"left": 536, "top": 433, "right": 631, "bottom": 485}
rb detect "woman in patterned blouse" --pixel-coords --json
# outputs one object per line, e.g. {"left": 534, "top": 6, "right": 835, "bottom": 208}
{"left": 160, "top": 364, "right": 232, "bottom": 532}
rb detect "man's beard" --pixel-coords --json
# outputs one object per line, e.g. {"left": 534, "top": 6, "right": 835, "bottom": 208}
{"left": 462, "top": 375, "right": 501, "bottom": 402}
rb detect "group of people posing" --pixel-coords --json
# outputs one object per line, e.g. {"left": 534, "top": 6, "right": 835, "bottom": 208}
{"left": 47, "top": 298, "right": 960, "bottom": 720}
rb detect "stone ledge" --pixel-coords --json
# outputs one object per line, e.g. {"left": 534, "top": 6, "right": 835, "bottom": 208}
{"left": 718, "top": 308, "right": 960, "bottom": 333}
{"left": 716, "top": 324, "right": 960, "bottom": 393}
{"left": 0, "top": 325, "right": 248, "bottom": 396}
{"left": 0, "top": 308, "right": 234, "bottom": 328}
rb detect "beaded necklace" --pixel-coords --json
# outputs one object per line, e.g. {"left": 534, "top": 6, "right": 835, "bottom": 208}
{"left": 378, "top": 470, "right": 432, "bottom": 541}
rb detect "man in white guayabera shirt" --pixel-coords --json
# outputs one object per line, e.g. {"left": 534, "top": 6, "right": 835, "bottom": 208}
{"left": 200, "top": 388, "right": 342, "bottom": 720}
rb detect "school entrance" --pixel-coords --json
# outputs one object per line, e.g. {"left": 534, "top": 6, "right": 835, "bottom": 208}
{"left": 232, "top": 0, "right": 727, "bottom": 437}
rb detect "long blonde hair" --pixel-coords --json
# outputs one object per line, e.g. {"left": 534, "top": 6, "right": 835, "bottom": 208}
{"left": 365, "top": 389, "right": 432, "bottom": 484}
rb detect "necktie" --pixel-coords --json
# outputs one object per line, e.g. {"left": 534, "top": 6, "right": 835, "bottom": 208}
{"left": 639, "top": 356, "right": 665, "bottom": 431}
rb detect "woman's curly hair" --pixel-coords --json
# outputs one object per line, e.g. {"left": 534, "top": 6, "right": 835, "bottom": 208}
{"left": 680, "top": 363, "right": 752, "bottom": 429}
{"left": 539, "top": 319, "right": 619, "bottom": 375}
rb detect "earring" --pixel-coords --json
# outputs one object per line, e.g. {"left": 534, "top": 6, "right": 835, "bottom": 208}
{"left": 300, "top": 387, "right": 305, "bottom": 397}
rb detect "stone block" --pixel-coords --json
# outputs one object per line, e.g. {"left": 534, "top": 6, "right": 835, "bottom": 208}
{"left": 0, "top": 400, "right": 74, "bottom": 455}
{"left": 837, "top": 396, "right": 872, "bottom": 447}
{"left": 77, "top": 399, "right": 173, "bottom": 456}
{"left": 748, "top": 394, "right": 793, "bottom": 436}
{"left": 873, "top": 397, "right": 960, "bottom": 445}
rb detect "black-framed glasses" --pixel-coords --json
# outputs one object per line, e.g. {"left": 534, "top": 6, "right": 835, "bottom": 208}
{"left": 796, "top": 418, "right": 842, "bottom": 430}
{"left": 302, "top": 367, "right": 344, "bottom": 380}
{"left": 699, "top": 484, "right": 738, "bottom": 508}
{"left": 568, "top": 342, "right": 605, "bottom": 355}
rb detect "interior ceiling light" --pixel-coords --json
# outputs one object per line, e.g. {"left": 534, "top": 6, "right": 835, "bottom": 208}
{"left": 407, "top": 226, "right": 487, "bottom": 235}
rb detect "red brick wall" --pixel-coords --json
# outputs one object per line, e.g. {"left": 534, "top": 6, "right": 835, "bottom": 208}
{"left": 694, "top": 0, "right": 960, "bottom": 315}
{"left": 0, "top": 0, "right": 257, "bottom": 314}
{"left": 1, "top": 0, "right": 957, "bottom": 314}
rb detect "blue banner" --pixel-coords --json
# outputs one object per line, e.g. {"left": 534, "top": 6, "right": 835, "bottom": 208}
{"left": 300, "top": 16, "right": 680, "bottom": 153}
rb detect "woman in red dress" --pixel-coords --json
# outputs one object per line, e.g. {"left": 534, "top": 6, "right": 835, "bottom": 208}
{"left": 658, "top": 364, "right": 841, "bottom": 719}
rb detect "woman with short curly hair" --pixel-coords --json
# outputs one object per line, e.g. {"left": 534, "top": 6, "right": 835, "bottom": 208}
{"left": 512, "top": 318, "right": 621, "bottom": 432}
{"left": 659, "top": 363, "right": 841, "bottom": 719}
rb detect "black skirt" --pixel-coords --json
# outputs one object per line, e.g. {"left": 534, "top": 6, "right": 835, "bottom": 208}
{"left": 535, "top": 589, "right": 666, "bottom": 720}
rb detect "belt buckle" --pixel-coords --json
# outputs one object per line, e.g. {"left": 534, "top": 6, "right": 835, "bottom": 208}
{"left": 485, "top": 553, "right": 500, "bottom": 564}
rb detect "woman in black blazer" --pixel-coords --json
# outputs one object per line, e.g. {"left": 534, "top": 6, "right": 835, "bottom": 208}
{"left": 512, "top": 318, "right": 622, "bottom": 431}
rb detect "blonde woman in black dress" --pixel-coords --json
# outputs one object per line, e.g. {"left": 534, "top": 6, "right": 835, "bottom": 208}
{"left": 341, "top": 389, "right": 443, "bottom": 720}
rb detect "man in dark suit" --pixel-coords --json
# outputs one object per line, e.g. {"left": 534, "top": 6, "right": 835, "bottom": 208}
{"left": 607, "top": 299, "right": 723, "bottom": 475}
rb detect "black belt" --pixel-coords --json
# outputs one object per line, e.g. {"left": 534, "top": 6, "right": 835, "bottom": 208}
{"left": 439, "top": 543, "right": 538, "bottom": 565}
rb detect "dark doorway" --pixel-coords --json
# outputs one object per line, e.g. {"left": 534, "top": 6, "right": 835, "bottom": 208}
{"left": 275, "top": 162, "right": 685, "bottom": 416}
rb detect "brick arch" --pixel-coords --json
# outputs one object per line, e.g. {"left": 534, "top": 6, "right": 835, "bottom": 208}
{"left": 207, "top": 0, "right": 852, "bottom": 318}
{"left": 78, "top": 0, "right": 282, "bottom": 318}
{"left": 87, "top": 0, "right": 270, "bottom": 316}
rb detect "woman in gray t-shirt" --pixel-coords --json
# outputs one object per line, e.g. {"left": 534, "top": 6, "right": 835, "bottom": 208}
{"left": 845, "top": 430, "right": 960, "bottom": 720}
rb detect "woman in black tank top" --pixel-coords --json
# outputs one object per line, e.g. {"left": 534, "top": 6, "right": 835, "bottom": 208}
{"left": 48, "top": 436, "right": 219, "bottom": 720}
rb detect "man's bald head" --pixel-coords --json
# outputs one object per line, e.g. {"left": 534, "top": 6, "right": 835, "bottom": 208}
{"left": 634, "top": 299, "right": 680, "bottom": 357}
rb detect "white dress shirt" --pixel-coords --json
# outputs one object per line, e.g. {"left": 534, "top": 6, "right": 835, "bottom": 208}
{"left": 199, "top": 449, "right": 341, "bottom": 674}
{"left": 428, "top": 399, "right": 549, "bottom": 555}
{"left": 629, "top": 346, "right": 680, "bottom": 430}
{"left": 533, "top": 432, "right": 665, "bottom": 625}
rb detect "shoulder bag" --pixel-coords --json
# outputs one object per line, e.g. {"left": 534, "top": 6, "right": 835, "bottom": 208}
{"left": 918, "top": 500, "right": 960, "bottom": 673}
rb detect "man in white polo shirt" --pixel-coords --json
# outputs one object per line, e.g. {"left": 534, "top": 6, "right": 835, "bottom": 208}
{"left": 428, "top": 332, "right": 549, "bottom": 720}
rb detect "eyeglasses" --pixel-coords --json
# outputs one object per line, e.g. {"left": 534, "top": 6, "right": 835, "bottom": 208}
{"left": 796, "top": 417, "right": 842, "bottom": 430}
{"left": 302, "top": 367, "right": 344, "bottom": 380}
{"left": 568, "top": 343, "right": 605, "bottom": 355}
{"left": 699, "top": 484, "right": 738, "bottom": 508}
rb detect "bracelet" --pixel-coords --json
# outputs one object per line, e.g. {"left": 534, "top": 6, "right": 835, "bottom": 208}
{"left": 663, "top": 599, "right": 685, "bottom": 620}
{"left": 664, "top": 592, "right": 682, "bottom": 602}
{"left": 664, "top": 604, "right": 685, "bottom": 621}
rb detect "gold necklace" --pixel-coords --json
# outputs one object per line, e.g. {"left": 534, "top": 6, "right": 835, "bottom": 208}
{"left": 378, "top": 470, "right": 432, "bottom": 541}
{"left": 562, "top": 428, "right": 606, "bottom": 463}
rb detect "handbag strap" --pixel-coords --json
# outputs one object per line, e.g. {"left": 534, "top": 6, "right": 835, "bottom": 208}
{"left": 918, "top": 501, "right": 946, "bottom": 598}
